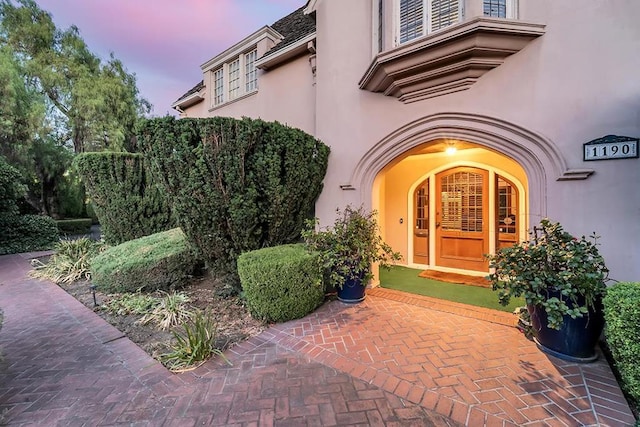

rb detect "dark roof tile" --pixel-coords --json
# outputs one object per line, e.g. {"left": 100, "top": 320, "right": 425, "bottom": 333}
{"left": 265, "top": 6, "right": 316, "bottom": 57}
{"left": 173, "top": 80, "right": 204, "bottom": 105}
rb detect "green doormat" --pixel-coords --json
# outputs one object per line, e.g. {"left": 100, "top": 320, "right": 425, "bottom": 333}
{"left": 379, "top": 266, "right": 524, "bottom": 313}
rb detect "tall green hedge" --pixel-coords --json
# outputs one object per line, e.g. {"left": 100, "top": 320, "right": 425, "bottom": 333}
{"left": 73, "top": 152, "right": 175, "bottom": 245}
{"left": 137, "top": 116, "right": 330, "bottom": 290}
{"left": 603, "top": 282, "right": 640, "bottom": 413}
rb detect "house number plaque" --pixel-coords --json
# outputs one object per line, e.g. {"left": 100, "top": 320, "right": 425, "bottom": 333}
{"left": 583, "top": 135, "right": 639, "bottom": 161}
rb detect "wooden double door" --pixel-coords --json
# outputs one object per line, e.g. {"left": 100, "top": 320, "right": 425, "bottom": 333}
{"left": 413, "top": 167, "right": 519, "bottom": 272}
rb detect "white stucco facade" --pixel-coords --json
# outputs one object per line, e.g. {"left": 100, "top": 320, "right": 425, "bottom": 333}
{"left": 176, "top": 0, "right": 640, "bottom": 282}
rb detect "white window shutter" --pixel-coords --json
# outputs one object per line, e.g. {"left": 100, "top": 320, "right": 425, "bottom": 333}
{"left": 399, "top": 0, "right": 424, "bottom": 44}
{"left": 430, "top": 0, "right": 460, "bottom": 32}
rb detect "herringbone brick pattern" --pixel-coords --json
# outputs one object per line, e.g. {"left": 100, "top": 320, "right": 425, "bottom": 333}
{"left": 0, "top": 253, "right": 635, "bottom": 426}
{"left": 252, "top": 289, "right": 635, "bottom": 426}
{"left": 0, "top": 254, "right": 458, "bottom": 426}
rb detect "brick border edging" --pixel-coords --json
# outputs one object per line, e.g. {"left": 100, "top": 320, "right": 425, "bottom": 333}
{"left": 367, "top": 287, "right": 519, "bottom": 327}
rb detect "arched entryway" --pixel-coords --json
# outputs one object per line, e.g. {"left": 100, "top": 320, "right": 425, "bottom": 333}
{"left": 375, "top": 143, "right": 528, "bottom": 275}
{"left": 344, "top": 112, "right": 587, "bottom": 279}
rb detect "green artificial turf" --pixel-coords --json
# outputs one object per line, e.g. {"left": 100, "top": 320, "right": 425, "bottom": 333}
{"left": 379, "top": 266, "right": 524, "bottom": 313}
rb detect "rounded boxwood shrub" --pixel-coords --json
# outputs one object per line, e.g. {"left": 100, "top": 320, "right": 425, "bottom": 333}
{"left": 238, "top": 244, "right": 325, "bottom": 322}
{"left": 0, "top": 214, "right": 59, "bottom": 255}
{"left": 603, "top": 282, "right": 640, "bottom": 412}
{"left": 90, "top": 228, "right": 199, "bottom": 293}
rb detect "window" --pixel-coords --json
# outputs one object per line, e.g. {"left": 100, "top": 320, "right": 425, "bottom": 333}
{"left": 245, "top": 50, "right": 258, "bottom": 92}
{"left": 213, "top": 68, "right": 224, "bottom": 105}
{"left": 440, "top": 171, "right": 483, "bottom": 232}
{"left": 210, "top": 48, "right": 259, "bottom": 108}
{"left": 228, "top": 59, "right": 240, "bottom": 100}
{"left": 484, "top": 0, "right": 516, "bottom": 18}
{"left": 398, "top": 0, "right": 461, "bottom": 45}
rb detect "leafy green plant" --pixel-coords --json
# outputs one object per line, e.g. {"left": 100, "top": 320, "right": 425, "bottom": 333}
{"left": 90, "top": 228, "right": 200, "bottom": 293}
{"left": 161, "top": 310, "right": 230, "bottom": 371}
{"left": 487, "top": 218, "right": 608, "bottom": 330}
{"left": 137, "top": 116, "right": 330, "bottom": 292}
{"left": 302, "top": 206, "right": 402, "bottom": 290}
{"left": 139, "top": 292, "right": 193, "bottom": 330}
{"left": 30, "top": 238, "right": 105, "bottom": 284}
{"left": 102, "top": 293, "right": 158, "bottom": 316}
{"left": 238, "top": 244, "right": 325, "bottom": 322}
{"left": 603, "top": 282, "right": 640, "bottom": 414}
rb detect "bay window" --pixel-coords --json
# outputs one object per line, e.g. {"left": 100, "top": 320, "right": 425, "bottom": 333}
{"left": 397, "top": 0, "right": 517, "bottom": 45}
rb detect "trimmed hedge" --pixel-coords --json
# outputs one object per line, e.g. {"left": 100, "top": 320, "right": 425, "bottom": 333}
{"left": 73, "top": 152, "right": 175, "bottom": 245}
{"left": 56, "top": 218, "right": 93, "bottom": 235}
{"left": 237, "top": 244, "right": 325, "bottom": 322}
{"left": 603, "top": 282, "right": 640, "bottom": 412}
{"left": 137, "top": 116, "right": 330, "bottom": 291}
{"left": 90, "top": 228, "right": 199, "bottom": 293}
{"left": 0, "top": 214, "right": 59, "bottom": 255}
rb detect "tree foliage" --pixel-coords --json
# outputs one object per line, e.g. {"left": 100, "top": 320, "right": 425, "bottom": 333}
{"left": 137, "top": 116, "right": 330, "bottom": 291}
{"left": 0, "top": 0, "right": 150, "bottom": 153}
{"left": 0, "top": 0, "right": 151, "bottom": 217}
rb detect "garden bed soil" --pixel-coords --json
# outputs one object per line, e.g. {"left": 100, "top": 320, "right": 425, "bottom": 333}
{"left": 59, "top": 275, "right": 266, "bottom": 364}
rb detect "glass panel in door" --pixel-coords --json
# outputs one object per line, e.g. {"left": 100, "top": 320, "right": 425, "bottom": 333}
{"left": 435, "top": 167, "right": 489, "bottom": 271}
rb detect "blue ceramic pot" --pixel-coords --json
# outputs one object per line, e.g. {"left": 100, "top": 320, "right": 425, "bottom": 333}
{"left": 528, "top": 293, "right": 604, "bottom": 363}
{"left": 337, "top": 276, "right": 366, "bottom": 303}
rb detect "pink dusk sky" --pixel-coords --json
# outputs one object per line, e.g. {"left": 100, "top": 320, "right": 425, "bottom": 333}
{"left": 35, "top": 0, "right": 304, "bottom": 116}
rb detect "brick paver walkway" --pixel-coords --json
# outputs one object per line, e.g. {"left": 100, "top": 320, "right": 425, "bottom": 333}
{"left": 0, "top": 253, "right": 635, "bottom": 426}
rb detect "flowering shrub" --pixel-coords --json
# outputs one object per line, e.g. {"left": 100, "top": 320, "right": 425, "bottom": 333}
{"left": 487, "top": 218, "right": 608, "bottom": 330}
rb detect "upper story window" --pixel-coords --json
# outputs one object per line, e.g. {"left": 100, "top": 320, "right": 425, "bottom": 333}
{"left": 210, "top": 48, "right": 259, "bottom": 108}
{"left": 483, "top": 0, "right": 516, "bottom": 18}
{"left": 245, "top": 50, "right": 258, "bottom": 92}
{"left": 398, "top": 0, "right": 461, "bottom": 45}
{"left": 228, "top": 59, "right": 241, "bottom": 100}
{"left": 213, "top": 68, "right": 224, "bottom": 106}
{"left": 396, "top": 0, "right": 516, "bottom": 46}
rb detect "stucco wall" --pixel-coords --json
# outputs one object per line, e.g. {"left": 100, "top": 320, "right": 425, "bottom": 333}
{"left": 312, "top": 0, "right": 640, "bottom": 281}
{"left": 183, "top": 54, "right": 316, "bottom": 135}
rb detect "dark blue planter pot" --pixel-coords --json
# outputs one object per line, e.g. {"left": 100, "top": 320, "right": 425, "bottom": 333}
{"left": 528, "top": 294, "right": 604, "bottom": 363}
{"left": 337, "top": 276, "right": 366, "bottom": 303}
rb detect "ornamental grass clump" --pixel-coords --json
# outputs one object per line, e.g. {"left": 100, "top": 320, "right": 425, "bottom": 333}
{"left": 161, "top": 310, "right": 229, "bottom": 371}
{"left": 487, "top": 218, "right": 608, "bottom": 330}
{"left": 30, "top": 238, "right": 106, "bottom": 284}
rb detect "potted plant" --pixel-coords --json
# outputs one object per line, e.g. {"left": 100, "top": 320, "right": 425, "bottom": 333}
{"left": 487, "top": 218, "right": 608, "bottom": 362}
{"left": 303, "top": 205, "right": 402, "bottom": 303}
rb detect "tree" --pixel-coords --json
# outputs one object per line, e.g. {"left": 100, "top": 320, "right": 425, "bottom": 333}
{"left": 0, "top": 0, "right": 151, "bottom": 153}
{"left": 0, "top": 0, "right": 151, "bottom": 216}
